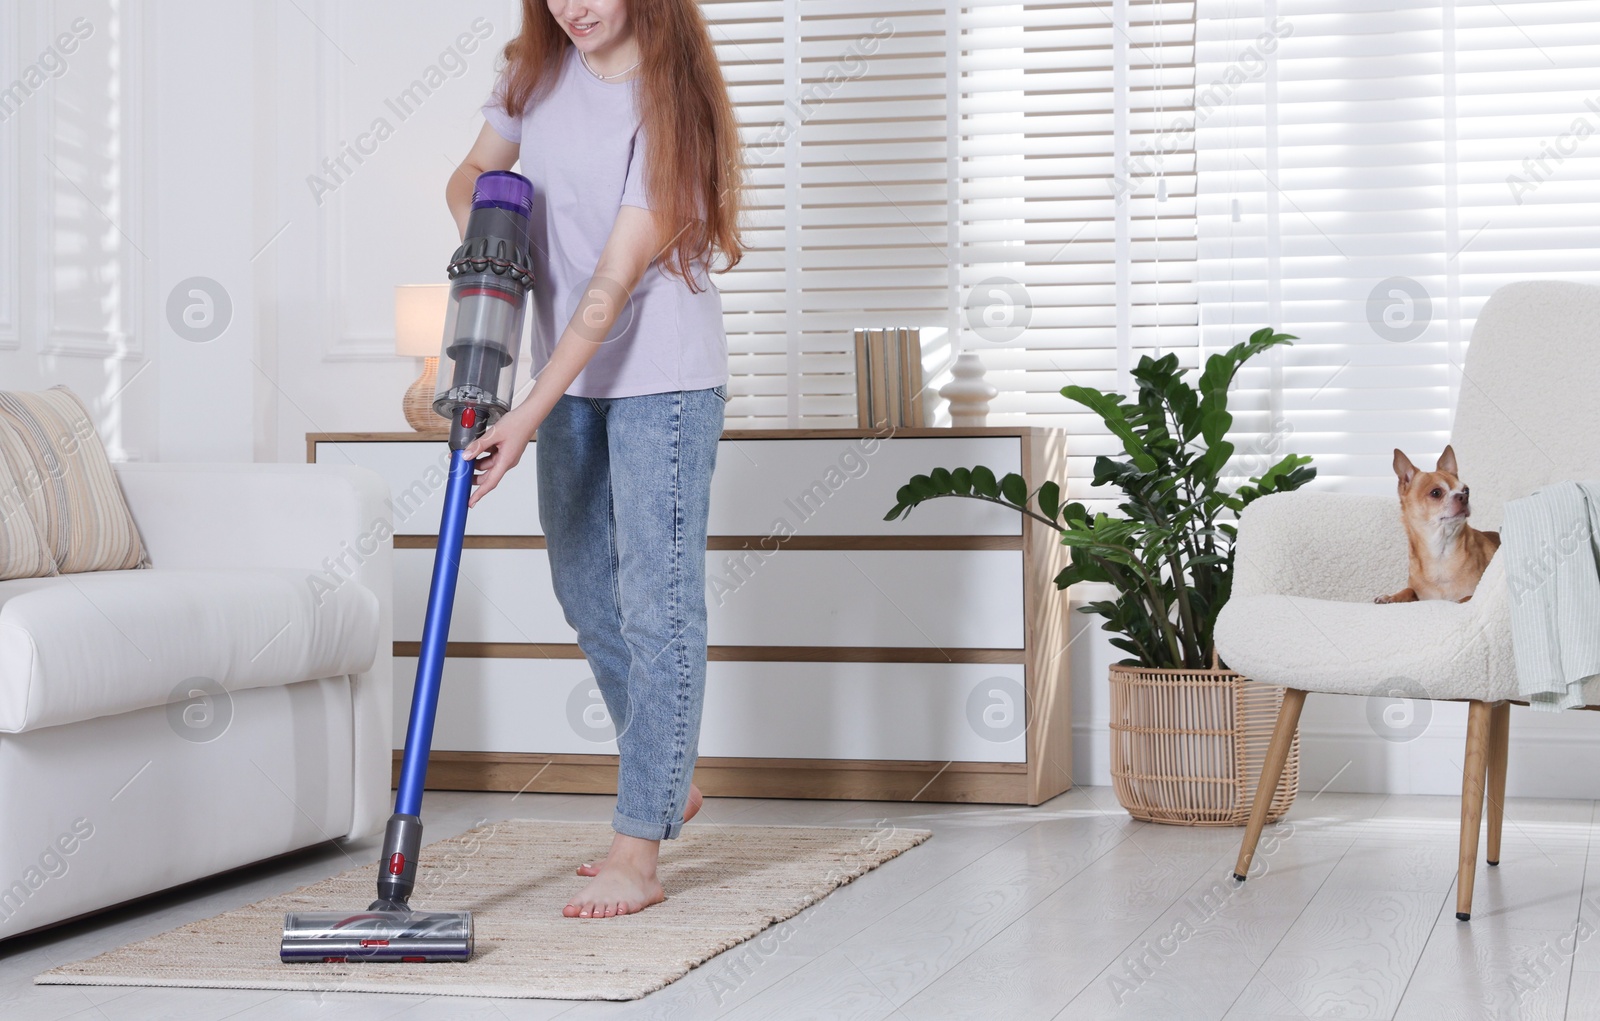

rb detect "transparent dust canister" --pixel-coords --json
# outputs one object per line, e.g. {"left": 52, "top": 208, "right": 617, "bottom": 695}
{"left": 432, "top": 170, "right": 536, "bottom": 427}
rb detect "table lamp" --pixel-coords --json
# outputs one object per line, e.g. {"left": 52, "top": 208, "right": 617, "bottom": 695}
{"left": 396, "top": 284, "right": 449, "bottom": 430}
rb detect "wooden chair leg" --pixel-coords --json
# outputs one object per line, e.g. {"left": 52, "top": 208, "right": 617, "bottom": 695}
{"left": 1456, "top": 699, "right": 1494, "bottom": 921}
{"left": 1233, "top": 687, "right": 1306, "bottom": 881}
{"left": 1485, "top": 700, "right": 1510, "bottom": 866}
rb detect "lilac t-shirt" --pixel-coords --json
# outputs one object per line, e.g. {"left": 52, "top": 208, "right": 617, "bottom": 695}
{"left": 481, "top": 46, "right": 729, "bottom": 399}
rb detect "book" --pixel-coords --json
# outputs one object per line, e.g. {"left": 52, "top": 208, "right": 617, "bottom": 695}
{"left": 854, "top": 329, "right": 874, "bottom": 428}
{"left": 876, "top": 328, "right": 897, "bottom": 429}
{"left": 899, "top": 327, "right": 925, "bottom": 427}
{"left": 854, "top": 327, "right": 924, "bottom": 428}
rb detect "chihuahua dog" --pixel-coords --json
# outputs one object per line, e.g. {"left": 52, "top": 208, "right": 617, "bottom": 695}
{"left": 1376, "top": 445, "right": 1500, "bottom": 604}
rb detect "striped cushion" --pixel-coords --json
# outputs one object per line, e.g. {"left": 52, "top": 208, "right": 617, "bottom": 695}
{"left": 0, "top": 387, "right": 149, "bottom": 574}
{"left": 0, "top": 423, "right": 57, "bottom": 580}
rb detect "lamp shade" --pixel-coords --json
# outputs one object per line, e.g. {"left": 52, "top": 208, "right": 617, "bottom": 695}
{"left": 395, "top": 284, "right": 448, "bottom": 357}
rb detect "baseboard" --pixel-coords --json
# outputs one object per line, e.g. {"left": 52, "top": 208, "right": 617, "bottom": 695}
{"left": 1071, "top": 718, "right": 1600, "bottom": 800}
{"left": 398, "top": 751, "right": 1055, "bottom": 805}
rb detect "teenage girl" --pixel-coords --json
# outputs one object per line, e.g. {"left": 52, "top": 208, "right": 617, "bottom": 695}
{"left": 446, "top": 0, "right": 743, "bottom": 919}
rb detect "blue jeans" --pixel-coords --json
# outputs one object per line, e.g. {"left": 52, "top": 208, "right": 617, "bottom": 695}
{"left": 536, "top": 384, "right": 726, "bottom": 839}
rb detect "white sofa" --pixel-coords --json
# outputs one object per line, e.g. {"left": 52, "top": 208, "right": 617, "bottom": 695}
{"left": 0, "top": 463, "right": 393, "bottom": 941}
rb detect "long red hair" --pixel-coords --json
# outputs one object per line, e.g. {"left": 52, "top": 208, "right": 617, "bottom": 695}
{"left": 498, "top": 1, "right": 744, "bottom": 288}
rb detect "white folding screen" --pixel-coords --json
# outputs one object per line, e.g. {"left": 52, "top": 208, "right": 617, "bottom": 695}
{"left": 1195, "top": 0, "right": 1600, "bottom": 492}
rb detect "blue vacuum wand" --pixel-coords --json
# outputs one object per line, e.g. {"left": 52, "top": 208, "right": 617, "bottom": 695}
{"left": 282, "top": 171, "right": 537, "bottom": 964}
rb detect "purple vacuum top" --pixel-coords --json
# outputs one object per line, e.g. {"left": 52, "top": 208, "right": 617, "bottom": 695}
{"left": 472, "top": 171, "right": 533, "bottom": 215}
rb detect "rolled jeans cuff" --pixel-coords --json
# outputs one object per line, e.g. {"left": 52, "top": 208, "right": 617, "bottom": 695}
{"left": 612, "top": 809, "right": 682, "bottom": 841}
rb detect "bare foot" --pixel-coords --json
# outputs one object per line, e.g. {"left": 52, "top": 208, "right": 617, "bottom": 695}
{"left": 563, "top": 835, "right": 665, "bottom": 919}
{"left": 577, "top": 783, "right": 701, "bottom": 877}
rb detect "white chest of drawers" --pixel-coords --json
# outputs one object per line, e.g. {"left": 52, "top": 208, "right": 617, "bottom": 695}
{"left": 309, "top": 426, "right": 1072, "bottom": 804}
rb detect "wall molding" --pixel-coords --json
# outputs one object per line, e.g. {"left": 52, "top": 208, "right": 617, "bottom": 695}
{"left": 306, "top": 0, "right": 521, "bottom": 364}
{"left": 0, "top": 2, "right": 20, "bottom": 351}
{"left": 35, "top": 0, "right": 146, "bottom": 360}
{"left": 310, "top": 0, "right": 396, "bottom": 363}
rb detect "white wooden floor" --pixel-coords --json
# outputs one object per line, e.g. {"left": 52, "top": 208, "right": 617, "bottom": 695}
{"left": 4, "top": 785, "right": 1600, "bottom": 1020}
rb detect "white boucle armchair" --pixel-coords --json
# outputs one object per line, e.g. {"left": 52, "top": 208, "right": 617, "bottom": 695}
{"left": 1215, "top": 280, "right": 1600, "bottom": 921}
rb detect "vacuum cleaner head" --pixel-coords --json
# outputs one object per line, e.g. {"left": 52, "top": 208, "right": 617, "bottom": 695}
{"left": 279, "top": 815, "right": 475, "bottom": 964}
{"left": 280, "top": 908, "right": 473, "bottom": 963}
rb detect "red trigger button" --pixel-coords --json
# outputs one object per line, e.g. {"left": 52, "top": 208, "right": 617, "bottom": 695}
{"left": 462, "top": 407, "right": 476, "bottom": 428}
{"left": 388, "top": 852, "right": 405, "bottom": 875}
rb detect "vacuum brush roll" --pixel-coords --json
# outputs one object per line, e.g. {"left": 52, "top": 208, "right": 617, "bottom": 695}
{"left": 280, "top": 910, "right": 473, "bottom": 963}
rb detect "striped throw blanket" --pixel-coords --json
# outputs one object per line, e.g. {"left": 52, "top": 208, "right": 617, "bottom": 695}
{"left": 1504, "top": 480, "right": 1600, "bottom": 710}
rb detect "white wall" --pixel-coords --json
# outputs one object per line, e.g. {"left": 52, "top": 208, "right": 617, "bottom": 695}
{"left": 5, "top": 0, "right": 1595, "bottom": 801}
{"left": 263, "top": 1, "right": 522, "bottom": 460}
{"left": 2, "top": 0, "right": 518, "bottom": 462}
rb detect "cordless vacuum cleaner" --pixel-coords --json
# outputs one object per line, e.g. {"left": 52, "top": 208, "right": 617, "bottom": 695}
{"left": 281, "top": 171, "right": 537, "bottom": 964}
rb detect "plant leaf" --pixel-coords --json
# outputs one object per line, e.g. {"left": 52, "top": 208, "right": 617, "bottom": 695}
{"left": 1000, "top": 472, "right": 1028, "bottom": 506}
{"left": 1061, "top": 385, "right": 1159, "bottom": 472}
{"left": 1055, "top": 557, "right": 1111, "bottom": 588}
{"left": 971, "top": 465, "right": 999, "bottom": 498}
{"left": 1038, "top": 480, "right": 1061, "bottom": 520}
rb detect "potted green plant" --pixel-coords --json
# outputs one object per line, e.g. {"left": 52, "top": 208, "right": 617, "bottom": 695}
{"left": 885, "top": 328, "right": 1316, "bottom": 824}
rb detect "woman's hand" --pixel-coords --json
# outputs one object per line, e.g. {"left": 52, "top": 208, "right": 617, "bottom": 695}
{"left": 462, "top": 404, "right": 539, "bottom": 508}
{"left": 448, "top": 122, "right": 520, "bottom": 239}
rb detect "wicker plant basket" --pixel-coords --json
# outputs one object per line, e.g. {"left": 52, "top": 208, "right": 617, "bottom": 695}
{"left": 1108, "top": 661, "right": 1299, "bottom": 826}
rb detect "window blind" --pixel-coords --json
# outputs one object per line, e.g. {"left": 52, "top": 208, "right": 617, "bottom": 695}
{"left": 961, "top": 0, "right": 1197, "bottom": 493}
{"left": 1195, "top": 0, "right": 1600, "bottom": 492}
{"left": 704, "top": 0, "right": 951, "bottom": 425}
{"left": 703, "top": 0, "right": 790, "bottom": 421}
{"left": 704, "top": 0, "right": 1200, "bottom": 481}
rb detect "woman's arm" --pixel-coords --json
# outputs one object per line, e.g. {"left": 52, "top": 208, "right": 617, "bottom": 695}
{"left": 462, "top": 204, "right": 665, "bottom": 507}
{"left": 447, "top": 122, "right": 521, "bottom": 238}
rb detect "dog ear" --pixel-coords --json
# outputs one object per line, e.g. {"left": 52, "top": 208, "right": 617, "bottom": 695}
{"left": 1436, "top": 444, "right": 1458, "bottom": 476}
{"left": 1393, "top": 448, "right": 1418, "bottom": 487}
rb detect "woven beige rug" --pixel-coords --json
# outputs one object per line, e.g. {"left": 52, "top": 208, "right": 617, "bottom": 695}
{"left": 35, "top": 819, "right": 930, "bottom": 1000}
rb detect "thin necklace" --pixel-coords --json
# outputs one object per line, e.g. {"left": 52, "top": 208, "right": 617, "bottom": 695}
{"left": 580, "top": 49, "right": 640, "bottom": 82}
